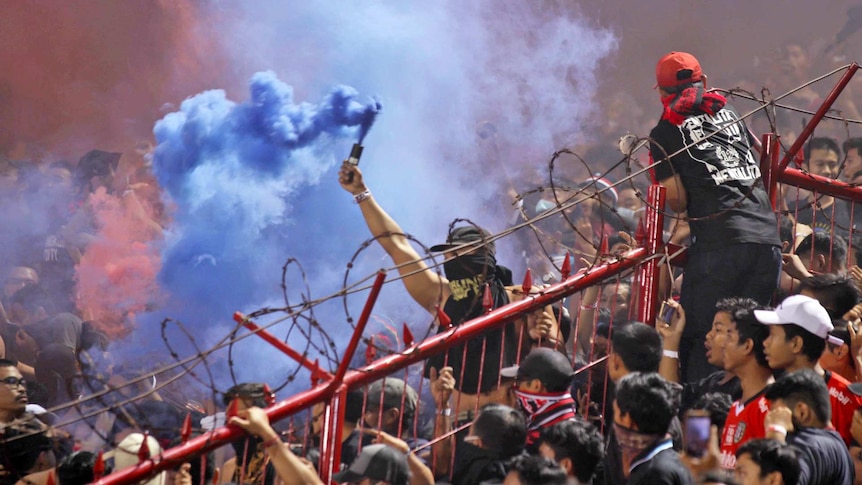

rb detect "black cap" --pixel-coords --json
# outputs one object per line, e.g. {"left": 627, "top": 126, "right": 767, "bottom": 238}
{"left": 500, "top": 348, "right": 575, "bottom": 391}
{"left": 332, "top": 444, "right": 409, "bottom": 484}
{"left": 429, "top": 226, "right": 495, "bottom": 257}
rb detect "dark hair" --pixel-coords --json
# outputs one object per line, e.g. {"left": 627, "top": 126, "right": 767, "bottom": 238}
{"left": 795, "top": 232, "right": 847, "bottom": 271}
{"left": 0, "top": 419, "right": 54, "bottom": 480}
{"left": 472, "top": 404, "right": 527, "bottom": 459}
{"left": 506, "top": 454, "right": 568, "bottom": 485}
{"left": 615, "top": 372, "right": 679, "bottom": 435}
{"left": 538, "top": 419, "right": 604, "bottom": 483}
{"left": 829, "top": 320, "right": 856, "bottom": 370}
{"left": 842, "top": 137, "right": 862, "bottom": 157}
{"left": 0, "top": 359, "right": 16, "bottom": 369}
{"left": 610, "top": 322, "right": 662, "bottom": 373}
{"left": 345, "top": 388, "right": 365, "bottom": 423}
{"left": 691, "top": 392, "right": 733, "bottom": 431}
{"left": 717, "top": 298, "right": 770, "bottom": 368}
{"left": 799, "top": 273, "right": 861, "bottom": 319}
{"left": 9, "top": 284, "right": 55, "bottom": 317}
{"left": 764, "top": 369, "right": 831, "bottom": 426}
{"left": 736, "top": 439, "right": 800, "bottom": 485}
{"left": 782, "top": 324, "right": 827, "bottom": 363}
{"left": 58, "top": 451, "right": 114, "bottom": 485}
{"left": 805, "top": 136, "right": 841, "bottom": 160}
{"left": 595, "top": 311, "right": 611, "bottom": 339}
{"left": 223, "top": 383, "right": 269, "bottom": 408}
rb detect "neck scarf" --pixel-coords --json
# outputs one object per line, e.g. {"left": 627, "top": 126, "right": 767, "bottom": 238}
{"left": 661, "top": 82, "right": 727, "bottom": 126}
{"left": 613, "top": 422, "right": 663, "bottom": 456}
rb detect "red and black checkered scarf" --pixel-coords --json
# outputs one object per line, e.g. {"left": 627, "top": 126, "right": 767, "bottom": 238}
{"left": 661, "top": 83, "right": 727, "bottom": 126}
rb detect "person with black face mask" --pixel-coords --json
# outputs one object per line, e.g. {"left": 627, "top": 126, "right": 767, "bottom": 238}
{"left": 338, "top": 162, "right": 558, "bottom": 413}
{"left": 340, "top": 162, "right": 562, "bottom": 480}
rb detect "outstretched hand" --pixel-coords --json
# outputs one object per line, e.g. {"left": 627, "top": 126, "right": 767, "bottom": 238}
{"left": 229, "top": 406, "right": 277, "bottom": 439}
{"left": 338, "top": 160, "right": 368, "bottom": 195}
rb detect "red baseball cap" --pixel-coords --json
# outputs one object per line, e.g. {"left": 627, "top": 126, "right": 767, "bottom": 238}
{"left": 655, "top": 51, "right": 703, "bottom": 89}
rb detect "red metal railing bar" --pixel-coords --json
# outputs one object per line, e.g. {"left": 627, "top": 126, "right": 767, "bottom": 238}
{"left": 94, "top": 248, "right": 649, "bottom": 485}
{"left": 777, "top": 63, "right": 859, "bottom": 173}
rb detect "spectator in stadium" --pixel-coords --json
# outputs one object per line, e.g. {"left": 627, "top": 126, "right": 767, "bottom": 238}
{"left": 757, "top": 294, "right": 862, "bottom": 445}
{"left": 613, "top": 372, "right": 693, "bottom": 484}
{"left": 450, "top": 404, "right": 527, "bottom": 485}
{"left": 790, "top": 137, "right": 855, "bottom": 236}
{"left": 842, "top": 138, "right": 862, "bottom": 182}
{"left": 227, "top": 406, "right": 326, "bottom": 485}
{"left": 537, "top": 418, "right": 604, "bottom": 485}
{"left": 650, "top": 51, "right": 781, "bottom": 384}
{"left": 501, "top": 348, "right": 577, "bottom": 450}
{"left": 716, "top": 299, "right": 773, "bottom": 471}
{"left": 821, "top": 319, "right": 857, "bottom": 382}
{"left": 734, "top": 439, "right": 800, "bottom": 485}
{"left": 763, "top": 369, "right": 854, "bottom": 484}
{"left": 690, "top": 392, "right": 734, "bottom": 435}
{"left": 793, "top": 232, "right": 849, "bottom": 276}
{"left": 502, "top": 455, "right": 568, "bottom": 485}
{"left": 221, "top": 383, "right": 278, "bottom": 485}
{"left": 309, "top": 388, "right": 370, "bottom": 467}
{"left": 339, "top": 162, "right": 550, "bottom": 419}
{"left": 362, "top": 378, "right": 427, "bottom": 453}
{"left": 798, "top": 273, "right": 861, "bottom": 320}
{"left": 604, "top": 321, "right": 666, "bottom": 485}
{"left": 658, "top": 298, "right": 742, "bottom": 414}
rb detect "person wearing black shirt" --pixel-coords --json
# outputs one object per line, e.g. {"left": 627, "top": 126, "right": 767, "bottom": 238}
{"left": 650, "top": 51, "right": 781, "bottom": 384}
{"left": 613, "top": 372, "right": 694, "bottom": 485}
{"left": 764, "top": 369, "right": 854, "bottom": 485}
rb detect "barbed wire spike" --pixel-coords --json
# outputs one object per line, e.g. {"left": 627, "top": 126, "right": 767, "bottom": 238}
{"left": 263, "top": 384, "right": 276, "bottom": 407}
{"left": 522, "top": 268, "right": 533, "bottom": 294}
{"left": 226, "top": 397, "right": 240, "bottom": 420}
{"left": 93, "top": 451, "right": 105, "bottom": 480}
{"left": 181, "top": 413, "right": 193, "bottom": 443}
{"left": 403, "top": 323, "right": 415, "bottom": 348}
{"left": 635, "top": 217, "right": 646, "bottom": 245}
{"left": 483, "top": 284, "right": 494, "bottom": 313}
{"left": 560, "top": 252, "right": 572, "bottom": 280}
{"left": 436, "top": 305, "right": 452, "bottom": 330}
{"left": 138, "top": 431, "right": 151, "bottom": 462}
{"left": 365, "top": 337, "right": 377, "bottom": 365}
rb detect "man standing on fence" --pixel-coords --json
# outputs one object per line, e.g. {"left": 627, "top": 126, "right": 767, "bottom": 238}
{"left": 649, "top": 51, "right": 781, "bottom": 383}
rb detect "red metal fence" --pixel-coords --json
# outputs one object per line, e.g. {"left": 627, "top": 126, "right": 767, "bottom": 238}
{"left": 95, "top": 63, "right": 861, "bottom": 485}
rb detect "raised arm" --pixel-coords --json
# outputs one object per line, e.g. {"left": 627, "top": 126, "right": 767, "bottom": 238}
{"left": 339, "top": 162, "right": 449, "bottom": 314}
{"left": 229, "top": 407, "right": 323, "bottom": 485}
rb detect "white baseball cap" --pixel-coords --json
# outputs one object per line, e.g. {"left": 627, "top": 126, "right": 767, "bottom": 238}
{"left": 754, "top": 294, "right": 844, "bottom": 346}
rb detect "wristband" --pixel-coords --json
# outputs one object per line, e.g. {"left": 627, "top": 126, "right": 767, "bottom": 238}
{"left": 436, "top": 408, "right": 452, "bottom": 417}
{"left": 767, "top": 424, "right": 788, "bottom": 436}
{"left": 662, "top": 349, "right": 679, "bottom": 359}
{"left": 263, "top": 436, "right": 282, "bottom": 448}
{"left": 580, "top": 302, "right": 598, "bottom": 310}
{"left": 354, "top": 190, "right": 372, "bottom": 204}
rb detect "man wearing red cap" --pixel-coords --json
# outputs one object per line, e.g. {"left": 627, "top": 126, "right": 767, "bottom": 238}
{"left": 649, "top": 51, "right": 781, "bottom": 384}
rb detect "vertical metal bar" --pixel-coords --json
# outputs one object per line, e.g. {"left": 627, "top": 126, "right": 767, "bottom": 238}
{"left": 329, "top": 270, "right": 387, "bottom": 386}
{"left": 637, "top": 185, "right": 667, "bottom": 325}
{"left": 318, "top": 384, "right": 347, "bottom": 484}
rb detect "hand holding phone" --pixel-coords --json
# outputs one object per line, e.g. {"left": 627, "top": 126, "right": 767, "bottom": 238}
{"left": 659, "top": 300, "right": 676, "bottom": 324}
{"left": 683, "top": 411, "right": 711, "bottom": 458}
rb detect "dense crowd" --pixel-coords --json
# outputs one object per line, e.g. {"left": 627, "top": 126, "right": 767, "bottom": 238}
{"left": 2, "top": 39, "right": 862, "bottom": 485}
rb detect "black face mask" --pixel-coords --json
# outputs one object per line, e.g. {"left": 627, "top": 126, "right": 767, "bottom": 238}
{"left": 443, "top": 252, "right": 496, "bottom": 283}
{"left": 231, "top": 436, "right": 262, "bottom": 469}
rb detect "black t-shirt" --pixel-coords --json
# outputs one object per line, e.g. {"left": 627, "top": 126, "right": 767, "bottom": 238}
{"left": 650, "top": 105, "right": 780, "bottom": 252}
{"left": 788, "top": 427, "right": 855, "bottom": 485}
{"left": 627, "top": 439, "right": 695, "bottom": 485}
{"left": 788, "top": 197, "right": 856, "bottom": 238}
{"left": 680, "top": 371, "right": 741, "bottom": 415}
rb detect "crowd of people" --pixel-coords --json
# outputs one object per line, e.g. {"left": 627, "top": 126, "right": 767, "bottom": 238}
{"left": 2, "top": 35, "right": 862, "bottom": 485}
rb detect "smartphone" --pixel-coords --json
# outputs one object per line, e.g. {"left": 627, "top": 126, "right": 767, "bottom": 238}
{"left": 683, "top": 411, "right": 711, "bottom": 458}
{"left": 659, "top": 301, "right": 675, "bottom": 323}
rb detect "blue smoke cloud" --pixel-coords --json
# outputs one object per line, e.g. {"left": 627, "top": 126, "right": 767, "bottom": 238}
{"left": 136, "top": 2, "right": 617, "bottom": 391}
{"left": 150, "top": 72, "right": 380, "bottom": 332}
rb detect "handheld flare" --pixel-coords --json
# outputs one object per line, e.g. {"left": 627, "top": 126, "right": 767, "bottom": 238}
{"left": 345, "top": 143, "right": 364, "bottom": 183}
